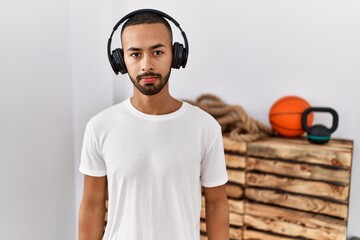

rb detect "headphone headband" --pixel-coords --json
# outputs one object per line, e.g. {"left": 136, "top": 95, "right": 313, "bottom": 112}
{"left": 107, "top": 9, "right": 189, "bottom": 75}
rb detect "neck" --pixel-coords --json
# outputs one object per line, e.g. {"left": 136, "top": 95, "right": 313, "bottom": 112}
{"left": 130, "top": 86, "right": 182, "bottom": 115}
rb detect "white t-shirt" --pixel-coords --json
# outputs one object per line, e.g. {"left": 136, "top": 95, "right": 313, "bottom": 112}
{"left": 79, "top": 98, "right": 228, "bottom": 240}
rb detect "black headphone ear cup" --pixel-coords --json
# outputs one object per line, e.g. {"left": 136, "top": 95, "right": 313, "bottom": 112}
{"left": 172, "top": 42, "right": 184, "bottom": 69}
{"left": 181, "top": 45, "right": 188, "bottom": 68}
{"left": 109, "top": 51, "right": 119, "bottom": 74}
{"left": 112, "top": 48, "right": 127, "bottom": 74}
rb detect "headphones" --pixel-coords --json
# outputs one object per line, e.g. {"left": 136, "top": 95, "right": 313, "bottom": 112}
{"left": 107, "top": 9, "right": 189, "bottom": 75}
{"left": 301, "top": 107, "right": 339, "bottom": 144}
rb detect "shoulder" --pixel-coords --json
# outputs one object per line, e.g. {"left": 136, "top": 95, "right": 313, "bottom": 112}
{"left": 183, "top": 102, "right": 221, "bottom": 131}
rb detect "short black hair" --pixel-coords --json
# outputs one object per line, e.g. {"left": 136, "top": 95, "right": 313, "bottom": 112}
{"left": 121, "top": 11, "right": 173, "bottom": 40}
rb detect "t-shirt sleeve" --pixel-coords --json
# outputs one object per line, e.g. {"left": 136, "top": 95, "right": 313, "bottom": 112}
{"left": 79, "top": 120, "right": 107, "bottom": 176}
{"left": 200, "top": 129, "right": 228, "bottom": 188}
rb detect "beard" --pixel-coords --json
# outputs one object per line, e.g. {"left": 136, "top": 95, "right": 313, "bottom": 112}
{"left": 129, "top": 71, "right": 171, "bottom": 96}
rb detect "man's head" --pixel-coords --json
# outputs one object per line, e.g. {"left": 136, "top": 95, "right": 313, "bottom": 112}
{"left": 121, "top": 12, "right": 173, "bottom": 43}
{"left": 121, "top": 12, "right": 173, "bottom": 96}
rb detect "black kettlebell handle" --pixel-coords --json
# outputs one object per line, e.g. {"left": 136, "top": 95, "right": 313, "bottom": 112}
{"left": 301, "top": 107, "right": 339, "bottom": 133}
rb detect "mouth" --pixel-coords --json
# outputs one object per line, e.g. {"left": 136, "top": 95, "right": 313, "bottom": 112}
{"left": 141, "top": 77, "right": 158, "bottom": 84}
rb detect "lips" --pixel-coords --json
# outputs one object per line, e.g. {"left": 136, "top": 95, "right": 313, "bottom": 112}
{"left": 137, "top": 73, "right": 161, "bottom": 84}
{"left": 141, "top": 77, "right": 158, "bottom": 83}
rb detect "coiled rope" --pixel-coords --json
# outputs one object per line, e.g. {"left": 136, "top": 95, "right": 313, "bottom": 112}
{"left": 184, "top": 94, "right": 274, "bottom": 142}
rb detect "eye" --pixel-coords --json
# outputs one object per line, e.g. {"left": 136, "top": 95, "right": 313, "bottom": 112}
{"left": 154, "top": 50, "right": 163, "bottom": 56}
{"left": 130, "top": 53, "right": 140, "bottom": 58}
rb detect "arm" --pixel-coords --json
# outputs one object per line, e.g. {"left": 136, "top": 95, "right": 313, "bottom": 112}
{"left": 203, "top": 184, "right": 229, "bottom": 240}
{"left": 78, "top": 175, "right": 107, "bottom": 240}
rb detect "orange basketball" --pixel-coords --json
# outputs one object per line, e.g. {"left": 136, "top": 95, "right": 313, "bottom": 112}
{"left": 269, "top": 96, "right": 313, "bottom": 137}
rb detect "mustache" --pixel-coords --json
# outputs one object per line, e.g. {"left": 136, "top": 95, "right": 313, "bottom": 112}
{"left": 136, "top": 72, "right": 162, "bottom": 81}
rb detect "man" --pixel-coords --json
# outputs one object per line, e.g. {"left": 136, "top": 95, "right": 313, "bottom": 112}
{"left": 78, "top": 10, "right": 229, "bottom": 240}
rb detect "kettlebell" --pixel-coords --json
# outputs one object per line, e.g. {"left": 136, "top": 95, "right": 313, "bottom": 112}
{"left": 301, "top": 107, "right": 339, "bottom": 144}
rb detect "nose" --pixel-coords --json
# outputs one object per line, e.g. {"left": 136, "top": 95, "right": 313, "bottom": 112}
{"left": 141, "top": 54, "right": 155, "bottom": 72}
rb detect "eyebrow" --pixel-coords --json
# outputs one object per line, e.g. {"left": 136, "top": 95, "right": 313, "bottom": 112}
{"left": 126, "top": 43, "right": 166, "bottom": 52}
{"left": 150, "top": 43, "right": 166, "bottom": 49}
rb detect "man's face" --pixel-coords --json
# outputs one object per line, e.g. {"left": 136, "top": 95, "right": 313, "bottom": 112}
{"left": 121, "top": 23, "right": 173, "bottom": 96}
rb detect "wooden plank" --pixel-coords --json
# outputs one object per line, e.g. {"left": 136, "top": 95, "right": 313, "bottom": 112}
{"left": 200, "top": 220, "right": 206, "bottom": 233}
{"left": 246, "top": 157, "right": 350, "bottom": 184}
{"left": 247, "top": 138, "right": 352, "bottom": 168}
{"left": 229, "top": 199, "right": 244, "bottom": 214}
{"left": 246, "top": 173, "right": 349, "bottom": 202}
{"left": 226, "top": 184, "right": 244, "bottom": 198}
{"left": 226, "top": 154, "right": 246, "bottom": 168}
{"left": 230, "top": 228, "right": 243, "bottom": 240}
{"left": 230, "top": 212, "right": 244, "bottom": 227}
{"left": 325, "top": 139, "right": 354, "bottom": 149}
{"left": 243, "top": 229, "right": 297, "bottom": 240}
{"left": 244, "top": 202, "right": 346, "bottom": 240}
{"left": 258, "top": 136, "right": 353, "bottom": 150}
{"left": 245, "top": 188, "right": 348, "bottom": 219}
{"left": 200, "top": 235, "right": 208, "bottom": 240}
{"left": 201, "top": 206, "right": 206, "bottom": 219}
{"left": 228, "top": 169, "right": 245, "bottom": 185}
{"left": 223, "top": 136, "right": 247, "bottom": 155}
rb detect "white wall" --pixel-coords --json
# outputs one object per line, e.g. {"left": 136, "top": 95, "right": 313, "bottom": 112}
{"left": 70, "top": 0, "right": 114, "bottom": 236}
{"left": 0, "top": 0, "right": 114, "bottom": 238}
{"left": 0, "top": 0, "right": 75, "bottom": 239}
{"left": 115, "top": 0, "right": 360, "bottom": 237}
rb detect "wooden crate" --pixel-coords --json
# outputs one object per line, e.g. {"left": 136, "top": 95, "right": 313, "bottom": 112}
{"left": 200, "top": 136, "right": 353, "bottom": 240}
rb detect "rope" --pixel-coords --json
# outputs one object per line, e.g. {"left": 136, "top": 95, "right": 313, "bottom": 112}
{"left": 183, "top": 94, "right": 274, "bottom": 142}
